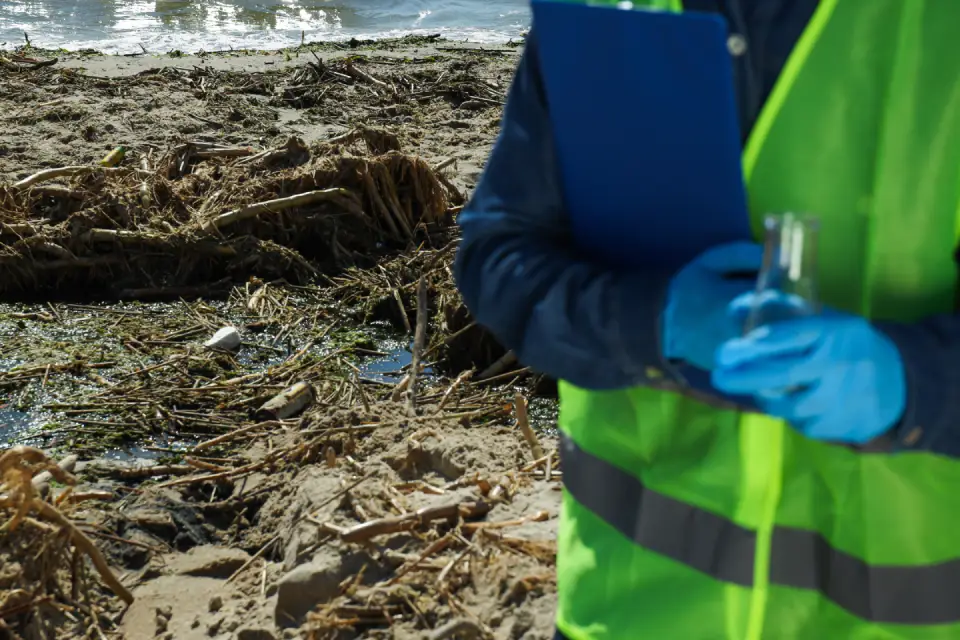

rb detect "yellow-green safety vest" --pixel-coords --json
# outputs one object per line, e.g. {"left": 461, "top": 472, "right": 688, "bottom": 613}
{"left": 554, "top": 1, "right": 960, "bottom": 638}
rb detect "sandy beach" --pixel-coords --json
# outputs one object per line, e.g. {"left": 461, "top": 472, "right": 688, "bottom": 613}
{"left": 0, "top": 39, "right": 562, "bottom": 640}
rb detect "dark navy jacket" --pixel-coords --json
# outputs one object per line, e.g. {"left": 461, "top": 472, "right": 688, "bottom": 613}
{"left": 455, "top": 0, "right": 960, "bottom": 455}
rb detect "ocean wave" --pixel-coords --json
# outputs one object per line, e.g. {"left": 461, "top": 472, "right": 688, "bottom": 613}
{"left": 1, "top": 0, "right": 530, "bottom": 53}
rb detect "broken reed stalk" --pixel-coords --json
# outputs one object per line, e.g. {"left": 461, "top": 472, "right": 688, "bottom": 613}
{"left": 436, "top": 369, "right": 473, "bottom": 412}
{"left": 201, "top": 188, "right": 361, "bottom": 232}
{"left": 256, "top": 382, "right": 315, "bottom": 420}
{"left": 30, "top": 500, "right": 135, "bottom": 605}
{"left": 0, "top": 484, "right": 133, "bottom": 604}
{"left": 460, "top": 510, "right": 550, "bottom": 533}
{"left": 153, "top": 456, "right": 274, "bottom": 489}
{"left": 337, "top": 500, "right": 491, "bottom": 543}
{"left": 116, "top": 465, "right": 194, "bottom": 479}
{"left": 12, "top": 165, "right": 147, "bottom": 190}
{"left": 191, "top": 420, "right": 277, "bottom": 452}
{"left": 407, "top": 275, "right": 429, "bottom": 413}
{"left": 514, "top": 392, "right": 544, "bottom": 461}
{"left": 192, "top": 148, "right": 253, "bottom": 159}
{"left": 387, "top": 534, "right": 453, "bottom": 586}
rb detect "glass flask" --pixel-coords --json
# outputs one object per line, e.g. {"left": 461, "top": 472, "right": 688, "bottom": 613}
{"left": 743, "top": 212, "right": 820, "bottom": 334}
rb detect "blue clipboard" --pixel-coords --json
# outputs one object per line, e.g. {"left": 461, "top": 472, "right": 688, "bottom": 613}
{"left": 531, "top": 1, "right": 752, "bottom": 270}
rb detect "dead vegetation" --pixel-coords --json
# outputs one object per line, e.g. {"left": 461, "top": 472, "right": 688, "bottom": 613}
{"left": 0, "top": 447, "right": 132, "bottom": 639}
{"left": 0, "top": 130, "right": 459, "bottom": 298}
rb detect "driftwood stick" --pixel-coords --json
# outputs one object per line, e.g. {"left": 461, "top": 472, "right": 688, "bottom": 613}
{"left": 429, "top": 618, "right": 488, "bottom": 640}
{"left": 390, "top": 373, "right": 411, "bottom": 403}
{"left": 201, "top": 188, "right": 361, "bottom": 232}
{"left": 325, "top": 129, "right": 362, "bottom": 146}
{"left": 256, "top": 382, "right": 314, "bottom": 420}
{"left": 184, "top": 458, "right": 229, "bottom": 472}
{"left": 433, "top": 157, "right": 458, "bottom": 172}
{"left": 57, "top": 490, "right": 114, "bottom": 504}
{"left": 83, "top": 228, "right": 169, "bottom": 245}
{"left": 407, "top": 275, "right": 429, "bottom": 413}
{"left": 345, "top": 60, "right": 389, "bottom": 87}
{"left": 519, "top": 452, "right": 554, "bottom": 473}
{"left": 31, "top": 454, "right": 77, "bottom": 489}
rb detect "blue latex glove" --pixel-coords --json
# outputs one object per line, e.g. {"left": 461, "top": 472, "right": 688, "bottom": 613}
{"left": 662, "top": 242, "right": 763, "bottom": 370}
{"left": 711, "top": 306, "right": 907, "bottom": 444}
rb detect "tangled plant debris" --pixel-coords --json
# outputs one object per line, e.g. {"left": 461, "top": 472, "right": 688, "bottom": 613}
{"left": 0, "top": 131, "right": 457, "bottom": 298}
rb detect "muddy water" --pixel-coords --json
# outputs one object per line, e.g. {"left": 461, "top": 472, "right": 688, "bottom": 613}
{"left": 1, "top": 0, "right": 529, "bottom": 54}
{"left": 0, "top": 300, "right": 419, "bottom": 458}
{"left": 0, "top": 300, "right": 556, "bottom": 458}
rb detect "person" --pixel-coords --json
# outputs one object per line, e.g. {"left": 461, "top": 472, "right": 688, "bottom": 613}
{"left": 454, "top": 0, "right": 960, "bottom": 638}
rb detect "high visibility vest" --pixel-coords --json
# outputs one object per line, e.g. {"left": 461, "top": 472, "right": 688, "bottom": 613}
{"left": 551, "top": 1, "right": 960, "bottom": 638}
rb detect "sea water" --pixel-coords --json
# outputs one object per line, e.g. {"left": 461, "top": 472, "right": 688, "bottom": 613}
{"left": 0, "top": 0, "right": 530, "bottom": 54}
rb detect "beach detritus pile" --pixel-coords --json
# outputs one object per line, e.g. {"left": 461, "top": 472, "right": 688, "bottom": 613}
{"left": 328, "top": 244, "right": 516, "bottom": 377}
{"left": 0, "top": 130, "right": 458, "bottom": 297}
{"left": 0, "top": 447, "right": 130, "bottom": 639}
{"left": 0, "top": 41, "right": 549, "bottom": 639}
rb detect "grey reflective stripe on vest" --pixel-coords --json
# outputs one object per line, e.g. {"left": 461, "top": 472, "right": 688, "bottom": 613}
{"left": 560, "top": 434, "right": 960, "bottom": 625}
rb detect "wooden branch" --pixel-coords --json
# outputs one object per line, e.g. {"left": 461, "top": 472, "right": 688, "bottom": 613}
{"left": 153, "top": 456, "right": 273, "bottom": 489}
{"left": 57, "top": 490, "right": 114, "bottom": 505}
{"left": 388, "top": 534, "right": 453, "bottom": 585}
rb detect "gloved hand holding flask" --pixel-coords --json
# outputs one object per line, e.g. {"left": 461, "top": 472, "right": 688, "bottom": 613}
{"left": 712, "top": 213, "right": 907, "bottom": 444}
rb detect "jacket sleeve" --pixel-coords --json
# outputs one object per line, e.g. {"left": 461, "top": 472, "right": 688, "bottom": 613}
{"left": 454, "top": 32, "right": 673, "bottom": 390}
{"left": 878, "top": 317, "right": 960, "bottom": 457}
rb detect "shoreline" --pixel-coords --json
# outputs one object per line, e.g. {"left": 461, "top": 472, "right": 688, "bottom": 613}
{"left": 1, "top": 33, "right": 527, "bottom": 59}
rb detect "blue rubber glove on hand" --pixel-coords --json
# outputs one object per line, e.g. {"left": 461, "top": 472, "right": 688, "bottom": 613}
{"left": 711, "top": 309, "right": 907, "bottom": 444}
{"left": 662, "top": 242, "right": 763, "bottom": 370}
